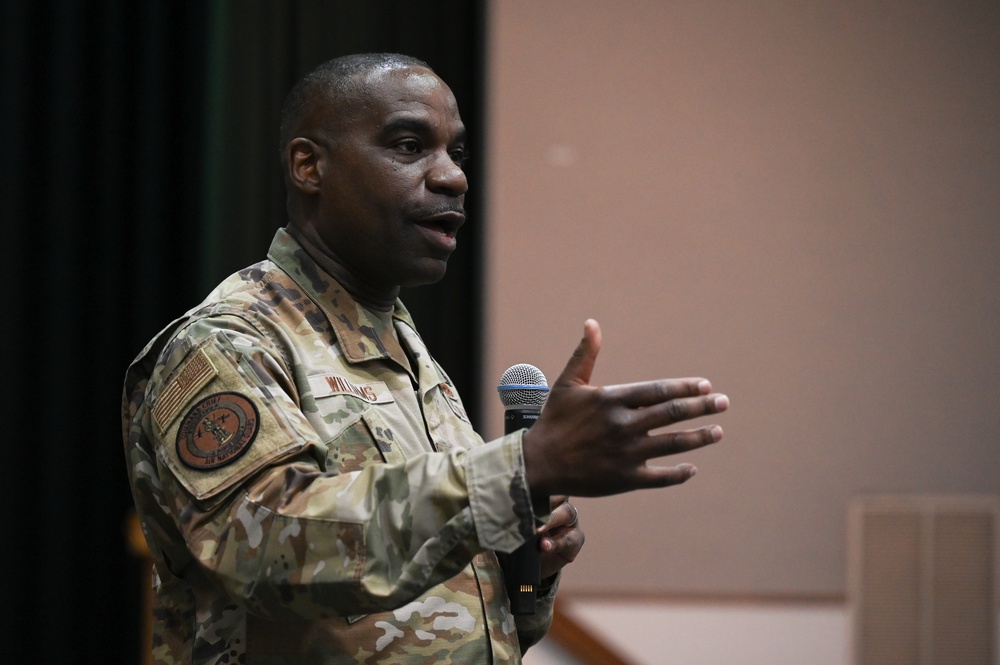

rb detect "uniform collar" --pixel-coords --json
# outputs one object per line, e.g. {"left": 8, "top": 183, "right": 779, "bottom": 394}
{"left": 266, "top": 228, "right": 415, "bottom": 368}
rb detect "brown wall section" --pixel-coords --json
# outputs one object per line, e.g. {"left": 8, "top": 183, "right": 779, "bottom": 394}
{"left": 483, "top": 0, "right": 1000, "bottom": 596}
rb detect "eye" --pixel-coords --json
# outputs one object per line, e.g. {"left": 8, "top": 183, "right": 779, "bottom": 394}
{"left": 449, "top": 147, "right": 468, "bottom": 166}
{"left": 394, "top": 138, "right": 422, "bottom": 155}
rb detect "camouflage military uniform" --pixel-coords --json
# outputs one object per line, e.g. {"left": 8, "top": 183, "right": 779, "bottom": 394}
{"left": 122, "top": 229, "right": 557, "bottom": 664}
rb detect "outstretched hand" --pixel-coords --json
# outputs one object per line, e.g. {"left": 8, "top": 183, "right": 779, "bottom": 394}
{"left": 522, "top": 319, "right": 728, "bottom": 498}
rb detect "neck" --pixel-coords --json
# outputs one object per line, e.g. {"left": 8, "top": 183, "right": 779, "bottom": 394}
{"left": 286, "top": 224, "right": 399, "bottom": 311}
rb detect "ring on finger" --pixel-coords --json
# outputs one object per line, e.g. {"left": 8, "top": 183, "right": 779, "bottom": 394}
{"left": 565, "top": 502, "right": 579, "bottom": 527}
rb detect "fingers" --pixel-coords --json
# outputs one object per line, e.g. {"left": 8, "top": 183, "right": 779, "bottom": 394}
{"left": 629, "top": 392, "right": 730, "bottom": 432}
{"left": 604, "top": 377, "right": 712, "bottom": 409}
{"left": 538, "top": 498, "right": 579, "bottom": 535}
{"left": 633, "top": 463, "right": 700, "bottom": 489}
{"left": 633, "top": 424, "right": 724, "bottom": 461}
{"left": 527, "top": 319, "right": 729, "bottom": 499}
{"left": 540, "top": 531, "right": 584, "bottom": 577}
{"left": 539, "top": 500, "right": 585, "bottom": 577}
{"left": 552, "top": 319, "right": 602, "bottom": 388}
{"left": 589, "top": 427, "right": 719, "bottom": 493}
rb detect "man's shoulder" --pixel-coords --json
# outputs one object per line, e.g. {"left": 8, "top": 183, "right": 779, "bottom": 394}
{"left": 123, "top": 260, "right": 291, "bottom": 385}
{"left": 169, "top": 258, "right": 312, "bottom": 341}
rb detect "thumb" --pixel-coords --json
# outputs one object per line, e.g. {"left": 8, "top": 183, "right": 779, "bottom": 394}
{"left": 553, "top": 319, "right": 602, "bottom": 388}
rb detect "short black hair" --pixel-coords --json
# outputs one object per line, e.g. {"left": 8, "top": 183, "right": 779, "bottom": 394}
{"left": 278, "top": 53, "right": 431, "bottom": 156}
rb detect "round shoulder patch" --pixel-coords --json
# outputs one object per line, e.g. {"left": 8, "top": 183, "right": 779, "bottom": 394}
{"left": 177, "top": 392, "right": 260, "bottom": 470}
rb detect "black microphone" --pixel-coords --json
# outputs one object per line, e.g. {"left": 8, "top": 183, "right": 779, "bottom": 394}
{"left": 496, "top": 363, "right": 549, "bottom": 615}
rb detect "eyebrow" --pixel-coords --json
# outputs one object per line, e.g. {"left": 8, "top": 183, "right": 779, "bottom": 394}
{"left": 380, "top": 116, "right": 467, "bottom": 144}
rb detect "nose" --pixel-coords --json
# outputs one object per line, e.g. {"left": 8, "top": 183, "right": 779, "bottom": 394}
{"left": 426, "top": 151, "right": 468, "bottom": 197}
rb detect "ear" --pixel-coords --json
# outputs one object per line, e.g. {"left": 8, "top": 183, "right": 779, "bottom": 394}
{"left": 285, "top": 138, "right": 324, "bottom": 194}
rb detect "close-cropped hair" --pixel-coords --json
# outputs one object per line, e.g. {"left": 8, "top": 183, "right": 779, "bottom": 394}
{"left": 278, "top": 52, "right": 432, "bottom": 155}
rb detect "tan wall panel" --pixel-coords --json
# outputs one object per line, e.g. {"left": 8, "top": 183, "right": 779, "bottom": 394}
{"left": 483, "top": 0, "right": 1000, "bottom": 595}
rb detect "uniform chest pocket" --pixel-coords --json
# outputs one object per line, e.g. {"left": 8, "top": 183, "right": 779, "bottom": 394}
{"left": 307, "top": 375, "right": 402, "bottom": 471}
{"left": 320, "top": 408, "right": 408, "bottom": 472}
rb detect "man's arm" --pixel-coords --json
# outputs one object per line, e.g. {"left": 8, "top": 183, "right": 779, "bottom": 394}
{"left": 128, "top": 316, "right": 536, "bottom": 620}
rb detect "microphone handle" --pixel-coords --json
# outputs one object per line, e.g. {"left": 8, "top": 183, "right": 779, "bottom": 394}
{"left": 500, "top": 407, "right": 547, "bottom": 615}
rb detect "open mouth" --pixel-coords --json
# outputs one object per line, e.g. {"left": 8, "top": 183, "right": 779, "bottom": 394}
{"left": 415, "top": 210, "right": 465, "bottom": 238}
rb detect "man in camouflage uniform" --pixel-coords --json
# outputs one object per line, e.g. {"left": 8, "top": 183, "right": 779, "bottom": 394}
{"left": 122, "top": 53, "right": 729, "bottom": 664}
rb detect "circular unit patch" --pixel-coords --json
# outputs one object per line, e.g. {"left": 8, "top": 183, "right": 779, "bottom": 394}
{"left": 177, "top": 392, "right": 259, "bottom": 469}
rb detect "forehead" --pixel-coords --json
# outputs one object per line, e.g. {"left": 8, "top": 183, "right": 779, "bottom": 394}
{"left": 336, "top": 66, "right": 464, "bottom": 134}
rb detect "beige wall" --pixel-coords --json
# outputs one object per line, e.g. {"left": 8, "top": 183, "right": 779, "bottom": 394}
{"left": 482, "top": 0, "right": 1000, "bottom": 596}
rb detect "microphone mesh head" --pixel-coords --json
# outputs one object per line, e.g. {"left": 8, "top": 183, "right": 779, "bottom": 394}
{"left": 497, "top": 363, "right": 549, "bottom": 407}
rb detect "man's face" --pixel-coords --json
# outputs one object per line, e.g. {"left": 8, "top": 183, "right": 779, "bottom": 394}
{"left": 312, "top": 66, "right": 468, "bottom": 290}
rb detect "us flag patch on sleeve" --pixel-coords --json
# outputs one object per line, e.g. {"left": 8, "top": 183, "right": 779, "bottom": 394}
{"left": 153, "top": 348, "right": 218, "bottom": 434}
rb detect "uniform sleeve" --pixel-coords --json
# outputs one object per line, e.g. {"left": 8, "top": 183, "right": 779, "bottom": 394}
{"left": 134, "top": 314, "right": 537, "bottom": 621}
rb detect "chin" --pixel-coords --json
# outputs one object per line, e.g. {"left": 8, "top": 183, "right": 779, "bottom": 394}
{"left": 401, "top": 260, "right": 449, "bottom": 288}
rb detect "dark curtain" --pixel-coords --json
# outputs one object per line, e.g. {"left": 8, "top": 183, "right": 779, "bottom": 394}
{"left": 0, "top": 2, "right": 485, "bottom": 663}
{"left": 196, "top": 0, "right": 488, "bottom": 422}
